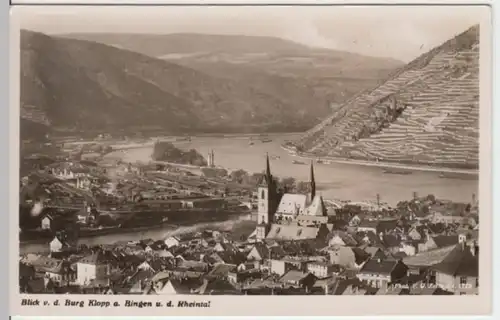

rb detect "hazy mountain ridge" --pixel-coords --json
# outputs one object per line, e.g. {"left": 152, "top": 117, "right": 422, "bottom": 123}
{"left": 290, "top": 25, "right": 480, "bottom": 169}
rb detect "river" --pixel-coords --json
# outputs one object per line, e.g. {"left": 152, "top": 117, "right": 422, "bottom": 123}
{"left": 105, "top": 133, "right": 478, "bottom": 206}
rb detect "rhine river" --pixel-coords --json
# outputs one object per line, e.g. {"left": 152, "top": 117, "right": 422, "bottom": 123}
{"left": 108, "top": 133, "right": 478, "bottom": 206}
{"left": 20, "top": 133, "right": 478, "bottom": 254}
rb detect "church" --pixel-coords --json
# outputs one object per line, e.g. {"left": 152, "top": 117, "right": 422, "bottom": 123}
{"left": 249, "top": 154, "right": 330, "bottom": 242}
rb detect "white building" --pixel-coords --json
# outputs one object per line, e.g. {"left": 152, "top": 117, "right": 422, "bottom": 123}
{"left": 76, "top": 252, "right": 110, "bottom": 286}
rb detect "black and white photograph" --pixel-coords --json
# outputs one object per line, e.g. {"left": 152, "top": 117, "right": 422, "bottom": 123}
{"left": 13, "top": 4, "right": 491, "bottom": 308}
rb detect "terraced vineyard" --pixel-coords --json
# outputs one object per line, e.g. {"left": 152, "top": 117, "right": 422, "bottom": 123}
{"left": 292, "top": 25, "right": 479, "bottom": 169}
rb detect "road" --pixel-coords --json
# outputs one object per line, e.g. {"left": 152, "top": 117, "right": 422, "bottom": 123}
{"left": 280, "top": 145, "right": 479, "bottom": 175}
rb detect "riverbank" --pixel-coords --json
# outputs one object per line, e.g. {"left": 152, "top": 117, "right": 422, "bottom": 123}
{"left": 20, "top": 211, "right": 252, "bottom": 247}
{"left": 280, "top": 145, "right": 479, "bottom": 176}
{"left": 20, "top": 215, "right": 255, "bottom": 254}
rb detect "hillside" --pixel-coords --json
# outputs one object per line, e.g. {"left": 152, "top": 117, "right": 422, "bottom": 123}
{"left": 59, "top": 33, "right": 403, "bottom": 119}
{"left": 289, "top": 25, "right": 480, "bottom": 169}
{"left": 23, "top": 31, "right": 394, "bottom": 140}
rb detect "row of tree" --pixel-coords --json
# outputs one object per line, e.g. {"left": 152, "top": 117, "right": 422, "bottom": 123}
{"left": 201, "top": 167, "right": 311, "bottom": 194}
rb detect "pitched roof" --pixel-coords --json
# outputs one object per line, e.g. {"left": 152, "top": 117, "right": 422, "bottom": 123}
{"left": 432, "top": 243, "right": 479, "bottom": 277}
{"left": 376, "top": 219, "right": 399, "bottom": 234}
{"left": 328, "top": 231, "right": 359, "bottom": 247}
{"left": 359, "top": 258, "right": 400, "bottom": 275}
{"left": 194, "top": 278, "right": 241, "bottom": 295}
{"left": 248, "top": 243, "right": 270, "bottom": 260}
{"left": 351, "top": 247, "right": 372, "bottom": 265}
{"left": 78, "top": 252, "right": 108, "bottom": 265}
{"left": 381, "top": 234, "right": 402, "bottom": 248}
{"left": 364, "top": 246, "right": 385, "bottom": 257}
{"left": 164, "top": 279, "right": 199, "bottom": 294}
{"left": 266, "top": 224, "right": 321, "bottom": 241}
{"left": 45, "top": 260, "right": 74, "bottom": 275}
{"left": 432, "top": 235, "right": 458, "bottom": 248}
{"left": 303, "top": 195, "right": 327, "bottom": 216}
{"left": 279, "top": 270, "right": 313, "bottom": 283}
{"left": 276, "top": 194, "right": 308, "bottom": 215}
{"left": 402, "top": 245, "right": 456, "bottom": 267}
{"left": 358, "top": 220, "right": 378, "bottom": 229}
{"left": 208, "top": 263, "right": 237, "bottom": 278}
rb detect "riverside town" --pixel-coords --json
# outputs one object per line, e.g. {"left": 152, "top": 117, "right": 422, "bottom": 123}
{"left": 19, "top": 12, "right": 480, "bottom": 297}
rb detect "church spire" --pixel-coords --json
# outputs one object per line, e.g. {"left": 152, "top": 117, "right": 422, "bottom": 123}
{"left": 265, "top": 153, "right": 272, "bottom": 181}
{"left": 310, "top": 161, "right": 316, "bottom": 200}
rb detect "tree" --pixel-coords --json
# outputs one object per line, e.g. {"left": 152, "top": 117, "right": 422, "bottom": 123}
{"left": 230, "top": 169, "right": 249, "bottom": 184}
{"left": 295, "top": 181, "right": 311, "bottom": 194}
{"left": 280, "top": 177, "right": 296, "bottom": 191}
{"left": 151, "top": 141, "right": 207, "bottom": 166}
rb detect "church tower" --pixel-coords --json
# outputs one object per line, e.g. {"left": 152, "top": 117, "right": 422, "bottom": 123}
{"left": 310, "top": 161, "right": 316, "bottom": 201}
{"left": 256, "top": 153, "right": 278, "bottom": 240}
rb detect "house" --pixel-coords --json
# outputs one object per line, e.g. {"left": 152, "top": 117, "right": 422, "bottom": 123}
{"left": 306, "top": 262, "right": 337, "bottom": 279}
{"left": 358, "top": 231, "right": 383, "bottom": 246}
{"left": 213, "top": 242, "right": 238, "bottom": 253}
{"left": 193, "top": 278, "right": 241, "bottom": 295}
{"left": 356, "top": 258, "right": 408, "bottom": 291}
{"left": 76, "top": 252, "right": 110, "bottom": 286}
{"left": 246, "top": 243, "right": 285, "bottom": 262}
{"left": 279, "top": 270, "right": 317, "bottom": 290}
{"left": 398, "top": 240, "right": 418, "bottom": 257}
{"left": 237, "top": 262, "right": 258, "bottom": 272}
{"left": 49, "top": 234, "right": 77, "bottom": 254}
{"left": 407, "top": 225, "right": 430, "bottom": 241}
{"left": 137, "top": 259, "right": 166, "bottom": 273}
{"left": 41, "top": 214, "right": 53, "bottom": 230}
{"left": 402, "top": 244, "right": 457, "bottom": 277}
{"left": 270, "top": 259, "right": 299, "bottom": 276}
{"left": 379, "top": 233, "right": 402, "bottom": 254}
{"left": 363, "top": 246, "right": 387, "bottom": 260}
{"left": 246, "top": 243, "right": 270, "bottom": 261}
{"left": 418, "top": 235, "right": 459, "bottom": 253}
{"left": 429, "top": 242, "right": 479, "bottom": 295}
{"left": 357, "top": 220, "right": 378, "bottom": 234}
{"left": 348, "top": 215, "right": 362, "bottom": 227}
{"left": 44, "top": 260, "right": 76, "bottom": 286}
{"left": 327, "top": 231, "right": 359, "bottom": 247}
{"left": 431, "top": 212, "right": 464, "bottom": 225}
{"left": 164, "top": 236, "right": 181, "bottom": 249}
{"left": 154, "top": 279, "right": 199, "bottom": 295}
{"left": 326, "top": 246, "right": 370, "bottom": 270}
{"left": 207, "top": 263, "right": 238, "bottom": 279}
{"left": 76, "top": 206, "right": 98, "bottom": 225}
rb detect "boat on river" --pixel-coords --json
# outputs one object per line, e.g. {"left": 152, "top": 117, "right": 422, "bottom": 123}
{"left": 292, "top": 160, "right": 307, "bottom": 165}
{"left": 382, "top": 168, "right": 413, "bottom": 175}
{"left": 439, "top": 172, "right": 477, "bottom": 180}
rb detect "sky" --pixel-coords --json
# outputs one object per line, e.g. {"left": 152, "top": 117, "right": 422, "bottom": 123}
{"left": 15, "top": 5, "right": 488, "bottom": 62}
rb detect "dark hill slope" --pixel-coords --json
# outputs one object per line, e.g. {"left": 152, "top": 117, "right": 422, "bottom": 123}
{"left": 20, "top": 30, "right": 340, "bottom": 139}
{"left": 59, "top": 33, "right": 404, "bottom": 121}
{"left": 290, "top": 25, "right": 480, "bottom": 169}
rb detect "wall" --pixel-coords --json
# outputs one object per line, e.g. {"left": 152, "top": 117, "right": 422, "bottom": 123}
{"left": 77, "top": 263, "right": 96, "bottom": 286}
{"left": 436, "top": 272, "right": 478, "bottom": 295}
